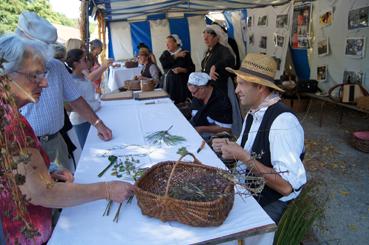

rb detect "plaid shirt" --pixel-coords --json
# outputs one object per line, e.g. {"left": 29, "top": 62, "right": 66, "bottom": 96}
{"left": 20, "top": 58, "right": 81, "bottom": 136}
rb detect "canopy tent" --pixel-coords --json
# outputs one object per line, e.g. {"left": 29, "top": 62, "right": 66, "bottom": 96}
{"left": 89, "top": 0, "right": 290, "bottom": 22}
{"left": 87, "top": 0, "right": 311, "bottom": 82}
{"left": 89, "top": 1, "right": 286, "bottom": 73}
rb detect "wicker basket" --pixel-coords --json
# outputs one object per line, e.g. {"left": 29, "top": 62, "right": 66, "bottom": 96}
{"left": 135, "top": 153, "right": 235, "bottom": 227}
{"left": 125, "top": 60, "right": 138, "bottom": 68}
{"left": 357, "top": 96, "right": 369, "bottom": 111}
{"left": 124, "top": 80, "right": 141, "bottom": 90}
{"left": 140, "top": 79, "right": 156, "bottom": 92}
{"left": 352, "top": 131, "right": 369, "bottom": 153}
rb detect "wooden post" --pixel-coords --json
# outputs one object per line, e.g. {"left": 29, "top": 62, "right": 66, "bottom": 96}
{"left": 80, "top": 0, "right": 90, "bottom": 51}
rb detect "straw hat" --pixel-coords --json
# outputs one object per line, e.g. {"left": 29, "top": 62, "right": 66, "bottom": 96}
{"left": 226, "top": 53, "right": 284, "bottom": 93}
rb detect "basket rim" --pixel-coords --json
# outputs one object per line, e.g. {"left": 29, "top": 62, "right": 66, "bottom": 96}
{"left": 135, "top": 161, "right": 234, "bottom": 205}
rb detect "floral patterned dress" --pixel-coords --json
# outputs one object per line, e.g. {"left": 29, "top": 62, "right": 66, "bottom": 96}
{"left": 0, "top": 99, "right": 52, "bottom": 244}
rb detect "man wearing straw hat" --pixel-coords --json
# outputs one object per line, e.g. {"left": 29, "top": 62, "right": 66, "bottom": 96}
{"left": 212, "top": 53, "right": 306, "bottom": 223}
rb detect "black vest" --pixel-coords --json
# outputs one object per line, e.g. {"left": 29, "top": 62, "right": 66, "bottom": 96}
{"left": 240, "top": 101, "right": 304, "bottom": 206}
{"left": 141, "top": 62, "right": 153, "bottom": 78}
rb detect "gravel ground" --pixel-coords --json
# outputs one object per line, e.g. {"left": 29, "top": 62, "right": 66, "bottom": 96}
{"left": 296, "top": 101, "right": 369, "bottom": 245}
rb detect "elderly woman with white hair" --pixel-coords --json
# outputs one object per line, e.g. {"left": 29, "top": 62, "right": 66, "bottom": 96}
{"left": 201, "top": 24, "right": 236, "bottom": 94}
{"left": 159, "top": 34, "right": 195, "bottom": 104}
{"left": 0, "top": 34, "right": 134, "bottom": 245}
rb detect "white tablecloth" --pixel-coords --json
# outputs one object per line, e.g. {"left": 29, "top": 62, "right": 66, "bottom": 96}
{"left": 48, "top": 98, "right": 276, "bottom": 245}
{"left": 107, "top": 66, "right": 142, "bottom": 91}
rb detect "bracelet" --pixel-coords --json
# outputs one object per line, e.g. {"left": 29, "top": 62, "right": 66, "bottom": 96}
{"left": 104, "top": 182, "right": 111, "bottom": 200}
{"left": 94, "top": 119, "right": 102, "bottom": 127}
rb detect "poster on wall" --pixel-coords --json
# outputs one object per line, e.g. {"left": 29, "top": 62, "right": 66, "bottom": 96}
{"left": 317, "top": 65, "right": 328, "bottom": 82}
{"left": 259, "top": 36, "right": 267, "bottom": 49}
{"left": 247, "top": 16, "right": 253, "bottom": 28}
{"left": 345, "top": 37, "right": 366, "bottom": 58}
{"left": 257, "top": 15, "right": 268, "bottom": 27}
{"left": 274, "top": 33, "right": 285, "bottom": 48}
{"left": 317, "top": 38, "right": 329, "bottom": 56}
{"left": 319, "top": 8, "right": 333, "bottom": 27}
{"left": 249, "top": 33, "right": 254, "bottom": 46}
{"left": 343, "top": 71, "right": 364, "bottom": 84}
{"left": 291, "top": 3, "right": 312, "bottom": 49}
{"left": 348, "top": 6, "right": 369, "bottom": 30}
{"left": 276, "top": 14, "right": 288, "bottom": 28}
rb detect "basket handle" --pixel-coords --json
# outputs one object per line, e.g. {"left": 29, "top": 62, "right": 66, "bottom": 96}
{"left": 164, "top": 153, "right": 201, "bottom": 197}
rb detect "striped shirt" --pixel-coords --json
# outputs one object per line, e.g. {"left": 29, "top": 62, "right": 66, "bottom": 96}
{"left": 20, "top": 58, "right": 81, "bottom": 136}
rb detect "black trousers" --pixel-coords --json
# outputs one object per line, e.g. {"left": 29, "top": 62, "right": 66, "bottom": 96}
{"left": 263, "top": 200, "right": 289, "bottom": 224}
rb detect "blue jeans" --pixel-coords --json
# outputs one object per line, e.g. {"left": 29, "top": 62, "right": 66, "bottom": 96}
{"left": 74, "top": 122, "right": 91, "bottom": 149}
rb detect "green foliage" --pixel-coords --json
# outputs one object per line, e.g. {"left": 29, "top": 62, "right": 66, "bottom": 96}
{"left": 274, "top": 180, "right": 325, "bottom": 245}
{"left": 0, "top": 0, "right": 77, "bottom": 35}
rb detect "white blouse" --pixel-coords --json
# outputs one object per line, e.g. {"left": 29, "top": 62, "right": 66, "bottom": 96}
{"left": 69, "top": 75, "right": 101, "bottom": 125}
{"left": 236, "top": 106, "right": 307, "bottom": 202}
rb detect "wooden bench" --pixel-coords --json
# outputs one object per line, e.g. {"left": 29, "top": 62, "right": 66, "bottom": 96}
{"left": 301, "top": 92, "right": 369, "bottom": 127}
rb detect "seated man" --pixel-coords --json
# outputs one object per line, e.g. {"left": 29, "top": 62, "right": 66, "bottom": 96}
{"left": 188, "top": 72, "right": 233, "bottom": 139}
{"left": 135, "top": 48, "right": 161, "bottom": 84}
{"left": 212, "top": 53, "right": 306, "bottom": 224}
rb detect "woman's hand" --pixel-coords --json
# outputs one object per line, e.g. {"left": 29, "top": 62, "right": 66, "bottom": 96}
{"left": 107, "top": 181, "right": 135, "bottom": 203}
{"left": 210, "top": 65, "right": 219, "bottom": 80}
{"left": 51, "top": 169, "right": 74, "bottom": 183}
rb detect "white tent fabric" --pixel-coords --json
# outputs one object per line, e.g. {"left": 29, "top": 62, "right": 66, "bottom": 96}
{"left": 149, "top": 19, "right": 170, "bottom": 72}
{"left": 110, "top": 21, "right": 133, "bottom": 60}
{"left": 246, "top": 2, "right": 293, "bottom": 79}
{"left": 91, "top": 0, "right": 290, "bottom": 21}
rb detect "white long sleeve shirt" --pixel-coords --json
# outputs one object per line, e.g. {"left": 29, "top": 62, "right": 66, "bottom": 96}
{"left": 236, "top": 107, "right": 307, "bottom": 202}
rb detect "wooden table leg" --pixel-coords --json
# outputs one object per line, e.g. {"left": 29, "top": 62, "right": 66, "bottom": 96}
{"left": 319, "top": 101, "right": 325, "bottom": 127}
{"left": 339, "top": 108, "right": 344, "bottom": 124}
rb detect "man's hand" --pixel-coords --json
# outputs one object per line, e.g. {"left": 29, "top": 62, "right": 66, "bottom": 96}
{"left": 96, "top": 121, "right": 113, "bottom": 141}
{"left": 211, "top": 138, "right": 228, "bottom": 152}
{"left": 210, "top": 65, "right": 219, "bottom": 80}
{"left": 221, "top": 141, "right": 250, "bottom": 162}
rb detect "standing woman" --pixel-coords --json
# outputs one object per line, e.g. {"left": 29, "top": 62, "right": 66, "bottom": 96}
{"left": 159, "top": 34, "right": 195, "bottom": 104}
{"left": 0, "top": 34, "right": 133, "bottom": 244}
{"left": 87, "top": 39, "right": 112, "bottom": 93}
{"left": 66, "top": 49, "right": 101, "bottom": 148}
{"left": 201, "top": 24, "right": 236, "bottom": 94}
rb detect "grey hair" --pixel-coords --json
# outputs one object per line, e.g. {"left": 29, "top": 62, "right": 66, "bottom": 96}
{"left": 90, "top": 39, "right": 103, "bottom": 51}
{"left": 53, "top": 42, "right": 66, "bottom": 61}
{"left": 0, "top": 33, "right": 53, "bottom": 73}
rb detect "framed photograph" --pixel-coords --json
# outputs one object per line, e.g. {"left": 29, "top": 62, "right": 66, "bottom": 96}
{"left": 257, "top": 15, "right": 268, "bottom": 27}
{"left": 343, "top": 71, "right": 364, "bottom": 84}
{"left": 247, "top": 16, "right": 253, "bottom": 28}
{"left": 272, "top": 56, "right": 282, "bottom": 70}
{"left": 348, "top": 6, "right": 369, "bottom": 30}
{"left": 259, "top": 36, "right": 267, "bottom": 49}
{"left": 317, "top": 65, "right": 328, "bottom": 82}
{"left": 274, "top": 34, "right": 285, "bottom": 47}
{"left": 291, "top": 3, "right": 312, "bottom": 49}
{"left": 317, "top": 38, "right": 329, "bottom": 56}
{"left": 319, "top": 8, "right": 333, "bottom": 27}
{"left": 276, "top": 14, "right": 288, "bottom": 28}
{"left": 345, "top": 37, "right": 366, "bottom": 58}
{"left": 249, "top": 33, "right": 254, "bottom": 45}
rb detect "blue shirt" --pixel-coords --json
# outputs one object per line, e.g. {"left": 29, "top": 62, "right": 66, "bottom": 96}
{"left": 21, "top": 58, "right": 81, "bottom": 136}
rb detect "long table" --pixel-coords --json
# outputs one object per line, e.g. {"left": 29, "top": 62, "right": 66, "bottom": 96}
{"left": 48, "top": 98, "right": 276, "bottom": 245}
{"left": 107, "top": 66, "right": 142, "bottom": 91}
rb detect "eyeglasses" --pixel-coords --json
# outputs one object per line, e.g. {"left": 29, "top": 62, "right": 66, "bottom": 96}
{"left": 14, "top": 70, "right": 48, "bottom": 83}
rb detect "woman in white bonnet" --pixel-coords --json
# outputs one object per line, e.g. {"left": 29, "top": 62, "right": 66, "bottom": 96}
{"left": 201, "top": 24, "right": 236, "bottom": 94}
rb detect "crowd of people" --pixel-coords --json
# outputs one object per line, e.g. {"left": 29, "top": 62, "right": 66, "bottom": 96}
{"left": 0, "top": 11, "right": 306, "bottom": 244}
